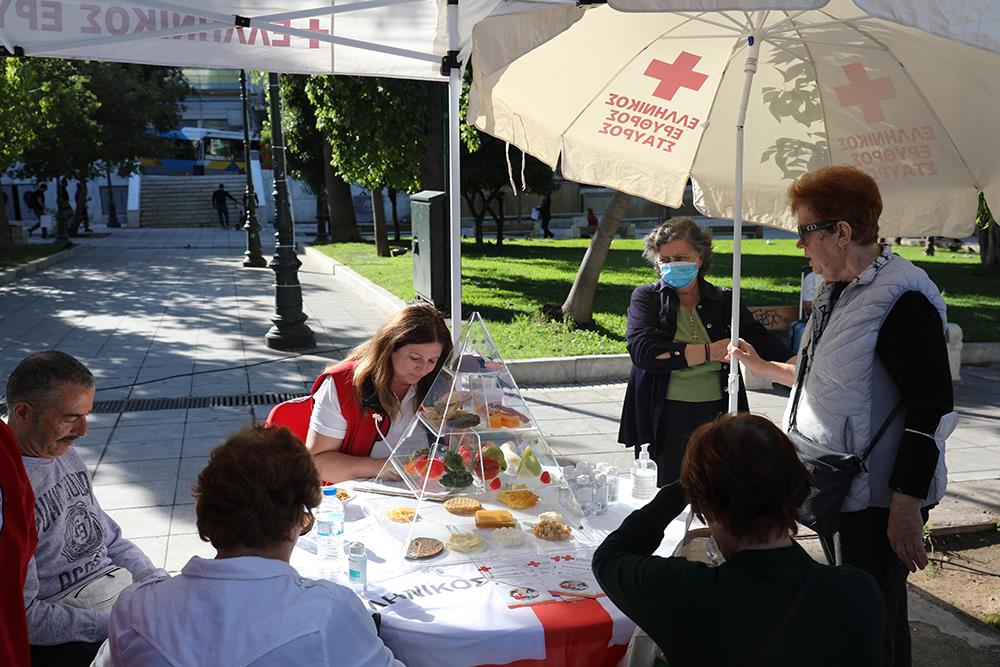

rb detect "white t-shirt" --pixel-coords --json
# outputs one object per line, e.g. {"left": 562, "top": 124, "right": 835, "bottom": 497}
{"left": 309, "top": 377, "right": 417, "bottom": 455}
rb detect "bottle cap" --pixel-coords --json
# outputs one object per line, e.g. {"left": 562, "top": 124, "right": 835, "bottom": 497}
{"left": 323, "top": 486, "right": 338, "bottom": 496}
{"left": 349, "top": 541, "right": 365, "bottom": 557}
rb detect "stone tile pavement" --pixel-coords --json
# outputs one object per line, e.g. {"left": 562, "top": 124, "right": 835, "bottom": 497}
{"left": 2, "top": 225, "right": 998, "bottom": 572}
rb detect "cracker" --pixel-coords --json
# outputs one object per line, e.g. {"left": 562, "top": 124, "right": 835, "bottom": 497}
{"left": 406, "top": 537, "right": 444, "bottom": 559}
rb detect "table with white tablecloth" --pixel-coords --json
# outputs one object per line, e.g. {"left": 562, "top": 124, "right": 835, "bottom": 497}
{"left": 292, "top": 483, "right": 693, "bottom": 667}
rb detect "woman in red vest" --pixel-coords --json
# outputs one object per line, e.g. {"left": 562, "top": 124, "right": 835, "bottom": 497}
{"left": 306, "top": 303, "right": 453, "bottom": 483}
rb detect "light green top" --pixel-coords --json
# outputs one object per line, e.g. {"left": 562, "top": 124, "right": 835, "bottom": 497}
{"left": 666, "top": 306, "right": 722, "bottom": 402}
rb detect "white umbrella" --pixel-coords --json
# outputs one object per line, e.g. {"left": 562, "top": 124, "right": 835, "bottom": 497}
{"left": 468, "top": 0, "right": 1000, "bottom": 411}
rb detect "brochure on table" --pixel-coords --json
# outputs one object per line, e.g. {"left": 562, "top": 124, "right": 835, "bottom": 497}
{"left": 360, "top": 312, "right": 598, "bottom": 568}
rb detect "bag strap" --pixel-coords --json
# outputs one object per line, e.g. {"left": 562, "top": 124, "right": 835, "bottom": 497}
{"left": 742, "top": 567, "right": 817, "bottom": 666}
{"left": 861, "top": 399, "right": 904, "bottom": 462}
{"left": 787, "top": 350, "right": 810, "bottom": 430}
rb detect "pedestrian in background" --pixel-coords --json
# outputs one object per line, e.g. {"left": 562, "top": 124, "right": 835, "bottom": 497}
{"left": 57, "top": 177, "right": 73, "bottom": 239}
{"left": 72, "top": 181, "right": 92, "bottom": 235}
{"left": 211, "top": 184, "right": 238, "bottom": 229}
{"left": 25, "top": 183, "right": 47, "bottom": 237}
{"left": 539, "top": 194, "right": 554, "bottom": 238}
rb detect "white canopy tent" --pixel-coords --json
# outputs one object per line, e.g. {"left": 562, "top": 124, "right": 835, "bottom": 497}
{"left": 3, "top": 1, "right": 998, "bottom": 346}
{"left": 0, "top": 0, "right": 574, "bottom": 337}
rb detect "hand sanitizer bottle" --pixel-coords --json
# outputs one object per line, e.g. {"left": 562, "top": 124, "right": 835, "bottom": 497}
{"left": 631, "top": 443, "right": 657, "bottom": 502}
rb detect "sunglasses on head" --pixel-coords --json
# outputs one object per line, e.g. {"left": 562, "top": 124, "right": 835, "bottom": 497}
{"left": 796, "top": 218, "right": 841, "bottom": 240}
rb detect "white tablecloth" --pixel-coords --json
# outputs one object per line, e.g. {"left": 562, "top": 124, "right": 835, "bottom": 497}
{"left": 291, "top": 483, "right": 693, "bottom": 667}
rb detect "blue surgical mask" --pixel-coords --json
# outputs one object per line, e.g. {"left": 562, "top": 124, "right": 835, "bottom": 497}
{"left": 659, "top": 261, "right": 698, "bottom": 289}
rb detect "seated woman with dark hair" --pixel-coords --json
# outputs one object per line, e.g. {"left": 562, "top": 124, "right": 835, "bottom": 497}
{"left": 94, "top": 427, "right": 403, "bottom": 667}
{"left": 593, "top": 414, "right": 884, "bottom": 667}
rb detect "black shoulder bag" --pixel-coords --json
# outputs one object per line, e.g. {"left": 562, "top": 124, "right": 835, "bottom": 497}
{"left": 787, "top": 350, "right": 903, "bottom": 542}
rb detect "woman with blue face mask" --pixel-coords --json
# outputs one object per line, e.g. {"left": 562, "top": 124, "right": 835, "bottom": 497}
{"left": 619, "top": 217, "right": 794, "bottom": 485}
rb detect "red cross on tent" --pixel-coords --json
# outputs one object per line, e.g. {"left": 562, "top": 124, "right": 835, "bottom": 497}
{"left": 834, "top": 63, "right": 896, "bottom": 123}
{"left": 643, "top": 52, "right": 709, "bottom": 101}
{"left": 307, "top": 18, "right": 329, "bottom": 49}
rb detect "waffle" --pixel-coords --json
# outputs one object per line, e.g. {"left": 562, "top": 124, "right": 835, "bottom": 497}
{"left": 443, "top": 496, "right": 482, "bottom": 516}
{"left": 474, "top": 509, "right": 516, "bottom": 529}
{"left": 406, "top": 537, "right": 444, "bottom": 559}
{"left": 497, "top": 489, "right": 539, "bottom": 510}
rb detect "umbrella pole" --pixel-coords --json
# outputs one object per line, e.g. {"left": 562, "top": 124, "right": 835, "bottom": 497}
{"left": 446, "top": 0, "right": 462, "bottom": 343}
{"left": 728, "top": 36, "right": 761, "bottom": 414}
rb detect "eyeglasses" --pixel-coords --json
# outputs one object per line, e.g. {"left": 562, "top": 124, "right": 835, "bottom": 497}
{"left": 796, "top": 219, "right": 841, "bottom": 241}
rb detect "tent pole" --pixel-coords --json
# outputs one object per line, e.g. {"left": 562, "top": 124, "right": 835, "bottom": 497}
{"left": 728, "top": 35, "right": 760, "bottom": 414}
{"left": 446, "top": 0, "right": 461, "bottom": 342}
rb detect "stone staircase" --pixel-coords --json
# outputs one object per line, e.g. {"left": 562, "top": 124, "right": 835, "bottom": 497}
{"left": 139, "top": 174, "right": 248, "bottom": 227}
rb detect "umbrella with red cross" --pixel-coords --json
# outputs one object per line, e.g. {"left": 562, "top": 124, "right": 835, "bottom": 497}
{"left": 468, "top": 0, "right": 1000, "bottom": 411}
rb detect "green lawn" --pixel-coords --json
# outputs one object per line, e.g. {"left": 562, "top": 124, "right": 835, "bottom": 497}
{"left": 0, "top": 243, "right": 65, "bottom": 270}
{"left": 317, "top": 238, "right": 998, "bottom": 358}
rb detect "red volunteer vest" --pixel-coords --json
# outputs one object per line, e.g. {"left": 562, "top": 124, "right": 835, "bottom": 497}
{"left": 0, "top": 421, "right": 36, "bottom": 667}
{"left": 265, "top": 360, "right": 390, "bottom": 458}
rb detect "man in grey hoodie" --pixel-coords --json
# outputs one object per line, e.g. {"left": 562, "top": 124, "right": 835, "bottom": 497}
{"left": 6, "top": 351, "right": 165, "bottom": 667}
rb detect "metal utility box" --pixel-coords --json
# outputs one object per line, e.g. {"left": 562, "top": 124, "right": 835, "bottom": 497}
{"left": 410, "top": 190, "right": 450, "bottom": 312}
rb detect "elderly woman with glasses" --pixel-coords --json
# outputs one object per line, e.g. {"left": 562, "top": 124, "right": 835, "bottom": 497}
{"left": 734, "top": 165, "right": 954, "bottom": 667}
{"left": 94, "top": 427, "right": 403, "bottom": 667}
{"left": 619, "top": 217, "right": 794, "bottom": 486}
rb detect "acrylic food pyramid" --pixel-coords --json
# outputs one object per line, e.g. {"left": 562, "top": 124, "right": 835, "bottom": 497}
{"left": 374, "top": 313, "right": 596, "bottom": 558}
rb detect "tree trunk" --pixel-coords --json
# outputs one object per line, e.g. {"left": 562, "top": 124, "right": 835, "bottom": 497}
{"left": 388, "top": 188, "right": 400, "bottom": 241}
{"left": 72, "top": 177, "right": 87, "bottom": 236}
{"left": 371, "top": 186, "right": 390, "bottom": 257}
{"left": 0, "top": 182, "right": 11, "bottom": 247}
{"left": 980, "top": 224, "right": 1000, "bottom": 274}
{"left": 324, "top": 140, "right": 361, "bottom": 243}
{"left": 561, "top": 191, "right": 632, "bottom": 327}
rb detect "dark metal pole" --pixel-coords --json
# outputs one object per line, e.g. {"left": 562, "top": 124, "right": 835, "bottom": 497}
{"left": 105, "top": 166, "right": 121, "bottom": 228}
{"left": 240, "top": 69, "right": 266, "bottom": 267}
{"left": 265, "top": 72, "right": 316, "bottom": 351}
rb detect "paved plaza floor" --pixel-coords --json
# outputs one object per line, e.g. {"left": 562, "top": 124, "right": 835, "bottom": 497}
{"left": 2, "top": 226, "right": 998, "bottom": 572}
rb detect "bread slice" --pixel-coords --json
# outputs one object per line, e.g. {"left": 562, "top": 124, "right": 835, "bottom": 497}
{"left": 475, "top": 509, "right": 516, "bottom": 529}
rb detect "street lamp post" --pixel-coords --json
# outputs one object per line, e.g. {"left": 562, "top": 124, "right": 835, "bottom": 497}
{"left": 240, "top": 69, "right": 266, "bottom": 268}
{"left": 264, "top": 72, "right": 316, "bottom": 351}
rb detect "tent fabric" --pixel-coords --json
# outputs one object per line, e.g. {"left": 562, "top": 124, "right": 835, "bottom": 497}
{"left": 0, "top": 0, "right": 575, "bottom": 80}
{"left": 468, "top": 1, "right": 1000, "bottom": 238}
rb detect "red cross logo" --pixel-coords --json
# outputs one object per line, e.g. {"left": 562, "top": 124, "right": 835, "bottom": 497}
{"left": 307, "top": 18, "right": 329, "bottom": 49}
{"left": 527, "top": 561, "right": 541, "bottom": 568}
{"left": 643, "top": 52, "right": 709, "bottom": 101}
{"left": 834, "top": 63, "right": 896, "bottom": 123}
{"left": 551, "top": 556, "right": 562, "bottom": 562}
{"left": 477, "top": 566, "right": 491, "bottom": 573}
{"left": 562, "top": 555, "right": 575, "bottom": 561}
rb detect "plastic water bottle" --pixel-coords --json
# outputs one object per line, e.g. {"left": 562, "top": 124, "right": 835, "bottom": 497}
{"left": 631, "top": 444, "right": 658, "bottom": 502}
{"left": 593, "top": 473, "right": 608, "bottom": 515}
{"left": 316, "top": 486, "right": 345, "bottom": 578}
{"left": 348, "top": 541, "right": 368, "bottom": 594}
{"left": 606, "top": 466, "right": 620, "bottom": 504}
{"left": 576, "top": 475, "right": 593, "bottom": 515}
